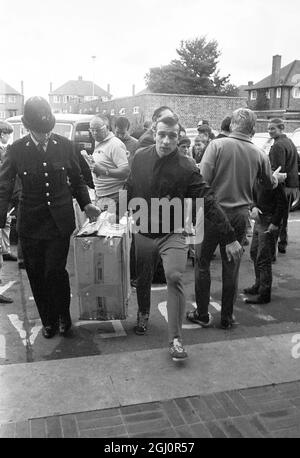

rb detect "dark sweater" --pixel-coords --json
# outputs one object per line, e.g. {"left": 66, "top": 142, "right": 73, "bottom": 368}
{"left": 269, "top": 134, "right": 299, "bottom": 188}
{"left": 251, "top": 181, "right": 287, "bottom": 226}
{"left": 125, "top": 145, "right": 236, "bottom": 244}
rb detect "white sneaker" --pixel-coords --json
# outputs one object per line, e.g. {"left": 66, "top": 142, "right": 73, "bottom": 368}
{"left": 169, "top": 338, "right": 188, "bottom": 361}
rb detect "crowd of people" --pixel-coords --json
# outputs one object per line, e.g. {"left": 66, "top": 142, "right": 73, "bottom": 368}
{"left": 0, "top": 96, "right": 298, "bottom": 362}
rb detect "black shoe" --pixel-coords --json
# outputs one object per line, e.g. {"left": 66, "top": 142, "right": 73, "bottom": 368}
{"left": 220, "top": 317, "right": 236, "bottom": 329}
{"left": 18, "top": 261, "right": 25, "bottom": 269}
{"left": 42, "top": 325, "right": 56, "bottom": 339}
{"left": 59, "top": 316, "right": 72, "bottom": 336}
{"left": 243, "top": 285, "right": 259, "bottom": 295}
{"left": 0, "top": 294, "right": 13, "bottom": 304}
{"left": 3, "top": 253, "right": 17, "bottom": 261}
{"left": 278, "top": 245, "right": 286, "bottom": 254}
{"left": 245, "top": 295, "right": 270, "bottom": 304}
{"left": 130, "top": 279, "right": 137, "bottom": 288}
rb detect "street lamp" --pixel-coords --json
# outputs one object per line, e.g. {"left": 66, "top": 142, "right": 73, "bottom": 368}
{"left": 91, "top": 55, "right": 96, "bottom": 99}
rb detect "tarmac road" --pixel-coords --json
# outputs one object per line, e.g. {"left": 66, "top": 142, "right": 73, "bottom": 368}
{"left": 0, "top": 212, "right": 300, "bottom": 365}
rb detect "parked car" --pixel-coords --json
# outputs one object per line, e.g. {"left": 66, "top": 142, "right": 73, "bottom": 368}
{"left": 5, "top": 113, "right": 95, "bottom": 154}
{"left": 252, "top": 132, "right": 274, "bottom": 154}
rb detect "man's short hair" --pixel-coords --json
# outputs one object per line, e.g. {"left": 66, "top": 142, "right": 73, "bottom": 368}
{"left": 197, "top": 125, "right": 211, "bottom": 135}
{"left": 220, "top": 116, "right": 232, "bottom": 133}
{"left": 152, "top": 106, "right": 175, "bottom": 122}
{"left": 178, "top": 136, "right": 191, "bottom": 147}
{"left": 115, "top": 116, "right": 130, "bottom": 130}
{"left": 92, "top": 115, "right": 110, "bottom": 127}
{"left": 0, "top": 121, "right": 13, "bottom": 135}
{"left": 269, "top": 118, "right": 285, "bottom": 129}
{"left": 154, "top": 116, "right": 180, "bottom": 130}
{"left": 230, "top": 108, "right": 257, "bottom": 135}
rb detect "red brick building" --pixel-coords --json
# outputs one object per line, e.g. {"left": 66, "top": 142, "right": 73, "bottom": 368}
{"left": 0, "top": 79, "right": 24, "bottom": 120}
{"left": 49, "top": 77, "right": 112, "bottom": 114}
{"left": 67, "top": 91, "right": 247, "bottom": 130}
{"left": 247, "top": 55, "right": 300, "bottom": 113}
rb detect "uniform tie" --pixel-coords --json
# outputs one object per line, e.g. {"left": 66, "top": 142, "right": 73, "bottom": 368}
{"left": 37, "top": 142, "right": 46, "bottom": 154}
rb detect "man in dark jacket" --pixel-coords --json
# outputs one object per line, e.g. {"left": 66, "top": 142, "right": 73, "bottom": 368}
{"left": 268, "top": 118, "right": 299, "bottom": 255}
{"left": 0, "top": 97, "right": 100, "bottom": 338}
{"left": 126, "top": 115, "right": 242, "bottom": 361}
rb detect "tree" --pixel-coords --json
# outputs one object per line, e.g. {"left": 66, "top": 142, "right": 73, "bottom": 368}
{"left": 145, "top": 36, "right": 236, "bottom": 96}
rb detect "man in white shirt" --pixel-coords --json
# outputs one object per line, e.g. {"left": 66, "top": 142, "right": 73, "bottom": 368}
{"left": 89, "top": 115, "right": 130, "bottom": 218}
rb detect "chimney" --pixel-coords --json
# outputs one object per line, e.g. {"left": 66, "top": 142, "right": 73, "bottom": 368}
{"left": 21, "top": 80, "right": 24, "bottom": 95}
{"left": 50, "top": 82, "right": 53, "bottom": 93}
{"left": 107, "top": 84, "right": 110, "bottom": 94}
{"left": 271, "top": 55, "right": 281, "bottom": 86}
{"left": 78, "top": 76, "right": 83, "bottom": 81}
{"left": 248, "top": 81, "right": 253, "bottom": 87}
{"left": 132, "top": 84, "right": 135, "bottom": 96}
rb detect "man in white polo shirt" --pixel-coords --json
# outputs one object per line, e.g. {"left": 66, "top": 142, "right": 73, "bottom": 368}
{"left": 89, "top": 115, "right": 130, "bottom": 218}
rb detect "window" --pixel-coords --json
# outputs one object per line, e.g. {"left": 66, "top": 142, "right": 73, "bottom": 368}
{"left": 250, "top": 90, "right": 257, "bottom": 100}
{"left": 0, "top": 95, "right": 5, "bottom": 104}
{"left": 133, "top": 106, "right": 139, "bottom": 114}
{"left": 266, "top": 90, "right": 270, "bottom": 99}
{"left": 276, "top": 87, "right": 281, "bottom": 99}
{"left": 63, "top": 95, "right": 69, "bottom": 103}
{"left": 95, "top": 106, "right": 100, "bottom": 113}
{"left": 110, "top": 109, "right": 115, "bottom": 115}
{"left": 0, "top": 111, "right": 6, "bottom": 119}
{"left": 53, "top": 95, "right": 60, "bottom": 103}
{"left": 119, "top": 107, "right": 126, "bottom": 115}
{"left": 8, "top": 95, "right": 16, "bottom": 104}
{"left": 293, "top": 87, "right": 300, "bottom": 99}
{"left": 102, "top": 96, "right": 108, "bottom": 102}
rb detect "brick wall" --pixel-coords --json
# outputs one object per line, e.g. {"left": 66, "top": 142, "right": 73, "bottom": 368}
{"left": 69, "top": 93, "right": 247, "bottom": 130}
{"left": 255, "top": 119, "right": 300, "bottom": 133}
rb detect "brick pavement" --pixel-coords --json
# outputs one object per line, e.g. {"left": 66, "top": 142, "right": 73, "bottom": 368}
{"left": 1, "top": 381, "right": 300, "bottom": 438}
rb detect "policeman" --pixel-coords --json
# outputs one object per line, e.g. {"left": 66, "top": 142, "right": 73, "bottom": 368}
{"left": 0, "top": 97, "right": 100, "bottom": 338}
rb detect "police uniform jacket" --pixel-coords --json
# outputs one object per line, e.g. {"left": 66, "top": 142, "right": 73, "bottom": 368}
{"left": 0, "top": 133, "right": 91, "bottom": 238}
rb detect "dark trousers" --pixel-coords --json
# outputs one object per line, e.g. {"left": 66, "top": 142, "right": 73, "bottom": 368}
{"left": 250, "top": 217, "right": 273, "bottom": 299}
{"left": 20, "top": 236, "right": 71, "bottom": 327}
{"left": 277, "top": 193, "right": 292, "bottom": 249}
{"left": 194, "top": 209, "right": 248, "bottom": 322}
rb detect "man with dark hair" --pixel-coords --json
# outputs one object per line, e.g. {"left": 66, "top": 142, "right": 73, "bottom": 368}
{"left": 0, "top": 97, "right": 100, "bottom": 337}
{"left": 215, "top": 116, "right": 232, "bottom": 139}
{"left": 268, "top": 118, "right": 299, "bottom": 255}
{"left": 187, "top": 108, "right": 286, "bottom": 330}
{"left": 0, "top": 121, "right": 15, "bottom": 303}
{"left": 115, "top": 116, "right": 138, "bottom": 167}
{"left": 197, "top": 120, "right": 215, "bottom": 140}
{"left": 126, "top": 115, "right": 242, "bottom": 361}
{"left": 137, "top": 106, "right": 177, "bottom": 148}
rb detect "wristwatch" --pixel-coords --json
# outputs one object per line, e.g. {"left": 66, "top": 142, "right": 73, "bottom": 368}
{"left": 105, "top": 168, "right": 110, "bottom": 176}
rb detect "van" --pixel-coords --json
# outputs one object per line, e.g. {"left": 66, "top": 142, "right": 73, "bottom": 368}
{"left": 5, "top": 113, "right": 95, "bottom": 154}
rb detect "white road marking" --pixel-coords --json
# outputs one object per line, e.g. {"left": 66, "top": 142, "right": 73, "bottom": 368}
{"left": 8, "top": 314, "right": 26, "bottom": 345}
{"left": 288, "top": 219, "right": 300, "bottom": 223}
{"left": 158, "top": 301, "right": 202, "bottom": 329}
{"left": 7, "top": 315, "right": 43, "bottom": 346}
{"left": 0, "top": 280, "right": 16, "bottom": 295}
{"left": 0, "top": 335, "right": 6, "bottom": 358}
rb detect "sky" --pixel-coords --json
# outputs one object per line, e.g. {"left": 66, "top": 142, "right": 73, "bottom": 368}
{"left": 1, "top": 0, "right": 300, "bottom": 100}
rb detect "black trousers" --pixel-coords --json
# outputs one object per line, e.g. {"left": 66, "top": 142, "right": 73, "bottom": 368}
{"left": 20, "top": 236, "right": 71, "bottom": 327}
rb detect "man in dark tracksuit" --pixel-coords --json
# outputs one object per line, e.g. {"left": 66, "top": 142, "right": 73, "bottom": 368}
{"left": 244, "top": 181, "right": 287, "bottom": 304}
{"left": 268, "top": 118, "right": 299, "bottom": 255}
{"left": 0, "top": 97, "right": 100, "bottom": 338}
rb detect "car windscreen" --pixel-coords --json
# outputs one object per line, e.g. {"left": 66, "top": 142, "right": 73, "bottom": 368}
{"left": 52, "top": 123, "right": 72, "bottom": 139}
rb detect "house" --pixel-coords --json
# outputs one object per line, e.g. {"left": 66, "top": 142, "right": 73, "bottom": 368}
{"left": 247, "top": 55, "right": 300, "bottom": 112}
{"left": 49, "top": 76, "right": 112, "bottom": 113}
{"left": 0, "top": 79, "right": 24, "bottom": 119}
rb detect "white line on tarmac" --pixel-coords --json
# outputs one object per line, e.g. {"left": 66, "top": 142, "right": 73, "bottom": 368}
{"left": 0, "top": 335, "right": 6, "bottom": 359}
{"left": 0, "top": 281, "right": 16, "bottom": 295}
{"left": 288, "top": 219, "right": 300, "bottom": 223}
{"left": 151, "top": 285, "right": 167, "bottom": 291}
